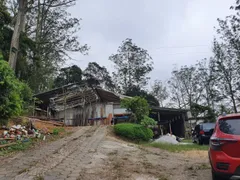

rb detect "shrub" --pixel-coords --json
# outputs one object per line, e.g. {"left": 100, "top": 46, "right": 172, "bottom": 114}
{"left": 121, "top": 96, "right": 150, "bottom": 123}
{"left": 140, "top": 116, "right": 157, "bottom": 127}
{"left": 0, "top": 60, "right": 32, "bottom": 125}
{"left": 114, "top": 123, "right": 153, "bottom": 142}
{"left": 53, "top": 128, "right": 59, "bottom": 135}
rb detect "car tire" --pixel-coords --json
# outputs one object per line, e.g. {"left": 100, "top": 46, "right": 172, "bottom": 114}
{"left": 198, "top": 138, "right": 203, "bottom": 145}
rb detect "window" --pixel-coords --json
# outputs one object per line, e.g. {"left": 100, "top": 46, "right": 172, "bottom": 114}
{"left": 219, "top": 119, "right": 240, "bottom": 135}
{"left": 202, "top": 123, "right": 215, "bottom": 131}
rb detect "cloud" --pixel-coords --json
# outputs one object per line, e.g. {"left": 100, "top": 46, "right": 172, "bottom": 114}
{"left": 68, "top": 0, "right": 235, "bottom": 85}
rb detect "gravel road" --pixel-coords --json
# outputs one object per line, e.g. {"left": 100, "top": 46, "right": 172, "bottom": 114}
{"left": 0, "top": 126, "right": 212, "bottom": 180}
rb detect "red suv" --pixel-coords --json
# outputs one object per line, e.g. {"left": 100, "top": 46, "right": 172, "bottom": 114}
{"left": 209, "top": 114, "right": 240, "bottom": 180}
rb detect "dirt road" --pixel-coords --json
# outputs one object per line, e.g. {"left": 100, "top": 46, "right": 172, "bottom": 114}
{"left": 0, "top": 126, "right": 212, "bottom": 180}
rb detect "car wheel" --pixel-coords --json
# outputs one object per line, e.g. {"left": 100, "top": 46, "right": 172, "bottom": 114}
{"left": 198, "top": 138, "right": 203, "bottom": 145}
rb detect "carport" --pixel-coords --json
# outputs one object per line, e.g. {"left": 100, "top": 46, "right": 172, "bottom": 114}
{"left": 150, "top": 107, "right": 188, "bottom": 137}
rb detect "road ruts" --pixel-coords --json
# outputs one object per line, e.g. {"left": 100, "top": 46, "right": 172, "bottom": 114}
{"left": 0, "top": 126, "right": 107, "bottom": 180}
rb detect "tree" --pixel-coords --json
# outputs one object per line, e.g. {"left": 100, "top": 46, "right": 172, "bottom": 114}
{"left": 209, "top": 0, "right": 240, "bottom": 113}
{"left": 168, "top": 66, "right": 202, "bottom": 110}
{"left": 125, "top": 85, "right": 159, "bottom": 106}
{"left": 109, "top": 38, "right": 153, "bottom": 93}
{"left": 191, "top": 103, "right": 216, "bottom": 123}
{"left": 54, "top": 65, "right": 82, "bottom": 88}
{"left": 168, "top": 72, "right": 185, "bottom": 109}
{"left": 0, "top": 60, "right": 31, "bottom": 125}
{"left": 121, "top": 96, "right": 150, "bottom": 123}
{"left": 0, "top": 0, "right": 12, "bottom": 59}
{"left": 8, "top": 0, "right": 28, "bottom": 71}
{"left": 212, "top": 40, "right": 239, "bottom": 113}
{"left": 5, "top": 0, "right": 89, "bottom": 93}
{"left": 151, "top": 80, "right": 168, "bottom": 107}
{"left": 195, "top": 58, "right": 220, "bottom": 111}
{"left": 83, "top": 62, "right": 115, "bottom": 91}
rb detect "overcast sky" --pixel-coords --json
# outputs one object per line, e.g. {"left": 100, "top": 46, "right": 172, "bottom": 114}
{"left": 68, "top": 0, "right": 234, "bottom": 86}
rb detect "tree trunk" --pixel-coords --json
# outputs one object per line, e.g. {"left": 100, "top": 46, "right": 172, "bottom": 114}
{"left": 8, "top": 0, "right": 27, "bottom": 71}
{"left": 228, "top": 83, "right": 237, "bottom": 113}
{"left": 231, "top": 94, "right": 237, "bottom": 113}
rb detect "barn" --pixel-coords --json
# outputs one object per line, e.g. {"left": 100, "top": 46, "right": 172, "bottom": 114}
{"left": 34, "top": 84, "right": 188, "bottom": 137}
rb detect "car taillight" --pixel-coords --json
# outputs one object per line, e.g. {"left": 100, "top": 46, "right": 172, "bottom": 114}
{"left": 210, "top": 137, "right": 238, "bottom": 151}
{"left": 199, "top": 130, "right": 205, "bottom": 135}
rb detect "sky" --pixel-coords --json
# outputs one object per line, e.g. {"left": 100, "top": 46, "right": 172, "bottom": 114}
{"left": 68, "top": 0, "right": 235, "bottom": 86}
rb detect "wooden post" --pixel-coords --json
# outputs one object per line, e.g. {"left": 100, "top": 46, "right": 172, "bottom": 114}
{"left": 169, "top": 120, "right": 172, "bottom": 135}
{"left": 33, "top": 98, "right": 35, "bottom": 116}
{"left": 157, "top": 112, "right": 162, "bottom": 135}
{"left": 63, "top": 87, "right": 66, "bottom": 126}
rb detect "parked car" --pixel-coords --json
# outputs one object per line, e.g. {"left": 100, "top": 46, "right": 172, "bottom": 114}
{"left": 209, "top": 114, "right": 240, "bottom": 180}
{"left": 192, "top": 123, "right": 215, "bottom": 145}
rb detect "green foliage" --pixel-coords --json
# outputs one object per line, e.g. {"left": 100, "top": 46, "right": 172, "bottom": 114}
{"left": 54, "top": 65, "right": 82, "bottom": 88}
{"left": 114, "top": 123, "right": 153, "bottom": 142}
{"left": 151, "top": 80, "right": 168, "bottom": 107}
{"left": 0, "top": 60, "right": 31, "bottom": 124}
{"left": 125, "top": 85, "right": 159, "bottom": 106}
{"left": 121, "top": 97, "right": 150, "bottom": 123}
{"left": 84, "top": 62, "right": 115, "bottom": 90}
{"left": 53, "top": 127, "right": 65, "bottom": 135}
{"left": 109, "top": 38, "right": 153, "bottom": 93}
{"left": 140, "top": 116, "right": 157, "bottom": 127}
{"left": 191, "top": 103, "right": 216, "bottom": 122}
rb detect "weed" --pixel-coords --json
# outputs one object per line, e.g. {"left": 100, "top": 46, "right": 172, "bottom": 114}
{"left": 53, "top": 127, "right": 65, "bottom": 135}
{"left": 159, "top": 175, "right": 168, "bottom": 180}
{"left": 197, "top": 163, "right": 210, "bottom": 170}
{"left": 108, "top": 151, "right": 117, "bottom": 156}
{"left": 18, "top": 168, "right": 29, "bottom": 174}
{"left": 34, "top": 175, "right": 44, "bottom": 180}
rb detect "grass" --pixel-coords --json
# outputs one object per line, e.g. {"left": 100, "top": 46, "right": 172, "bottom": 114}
{"left": 145, "top": 142, "right": 209, "bottom": 152}
{"left": 53, "top": 127, "right": 65, "bottom": 135}
{"left": 181, "top": 139, "right": 193, "bottom": 143}
{"left": 0, "top": 139, "right": 33, "bottom": 156}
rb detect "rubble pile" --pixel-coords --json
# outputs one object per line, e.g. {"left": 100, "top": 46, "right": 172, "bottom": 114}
{"left": 1, "top": 123, "right": 42, "bottom": 140}
{"left": 0, "top": 118, "right": 64, "bottom": 142}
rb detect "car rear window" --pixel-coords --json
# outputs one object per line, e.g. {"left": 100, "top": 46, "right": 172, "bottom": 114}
{"left": 219, "top": 119, "right": 240, "bottom": 135}
{"left": 202, "top": 123, "right": 215, "bottom": 131}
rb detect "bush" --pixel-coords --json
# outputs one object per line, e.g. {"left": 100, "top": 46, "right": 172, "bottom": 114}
{"left": 0, "top": 60, "right": 32, "bottom": 125}
{"left": 121, "top": 97, "right": 150, "bottom": 123}
{"left": 140, "top": 116, "right": 157, "bottom": 127}
{"left": 114, "top": 123, "right": 153, "bottom": 142}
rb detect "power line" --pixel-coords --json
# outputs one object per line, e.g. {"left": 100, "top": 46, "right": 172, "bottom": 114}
{"left": 155, "top": 45, "right": 209, "bottom": 49}
{"left": 155, "top": 51, "right": 212, "bottom": 56}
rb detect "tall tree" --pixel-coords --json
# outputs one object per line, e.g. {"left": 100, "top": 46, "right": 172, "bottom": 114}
{"left": 54, "top": 65, "right": 82, "bottom": 88}
{"left": 109, "top": 38, "right": 153, "bottom": 93}
{"left": 5, "top": 0, "right": 89, "bottom": 93}
{"left": 212, "top": 40, "right": 239, "bottom": 113}
{"left": 195, "top": 58, "right": 220, "bottom": 111}
{"left": 151, "top": 80, "right": 168, "bottom": 107}
{"left": 83, "top": 62, "right": 115, "bottom": 91}
{"left": 8, "top": 0, "right": 28, "bottom": 71}
{"left": 0, "top": 0, "right": 12, "bottom": 58}
{"left": 168, "top": 72, "right": 185, "bottom": 109}
{"left": 168, "top": 66, "right": 201, "bottom": 110}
